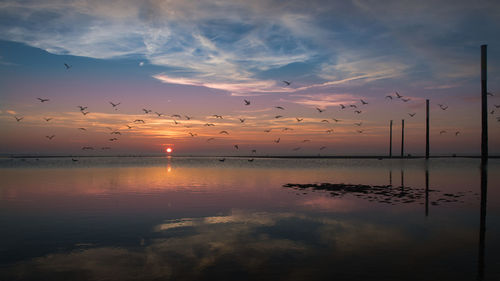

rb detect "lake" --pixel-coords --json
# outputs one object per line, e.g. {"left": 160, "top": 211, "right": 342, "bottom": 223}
{"left": 0, "top": 157, "right": 499, "bottom": 280}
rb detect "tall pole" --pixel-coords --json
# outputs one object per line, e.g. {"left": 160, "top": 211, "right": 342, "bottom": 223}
{"left": 389, "top": 120, "right": 393, "bottom": 158}
{"left": 401, "top": 119, "right": 405, "bottom": 158}
{"left": 481, "top": 45, "right": 488, "bottom": 163}
{"left": 426, "top": 99, "right": 430, "bottom": 159}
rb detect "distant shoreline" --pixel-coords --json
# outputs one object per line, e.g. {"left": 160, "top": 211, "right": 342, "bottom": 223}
{"left": 1, "top": 155, "right": 499, "bottom": 159}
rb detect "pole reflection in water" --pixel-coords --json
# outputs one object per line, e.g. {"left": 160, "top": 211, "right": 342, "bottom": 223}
{"left": 477, "top": 163, "right": 487, "bottom": 281}
{"left": 425, "top": 163, "right": 429, "bottom": 217}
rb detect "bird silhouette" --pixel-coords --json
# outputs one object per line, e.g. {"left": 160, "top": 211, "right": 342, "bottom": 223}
{"left": 332, "top": 118, "right": 340, "bottom": 122}
{"left": 357, "top": 130, "right": 364, "bottom": 134}
{"left": 321, "top": 119, "right": 329, "bottom": 123}
{"left": 155, "top": 112, "right": 163, "bottom": 117}
{"left": 275, "top": 106, "right": 285, "bottom": 110}
{"left": 316, "top": 107, "right": 324, "bottom": 113}
{"left": 81, "top": 111, "right": 90, "bottom": 116}
{"left": 110, "top": 102, "right": 121, "bottom": 109}
{"left": 64, "top": 63, "right": 72, "bottom": 69}
{"left": 110, "top": 131, "right": 121, "bottom": 135}
{"left": 408, "top": 113, "right": 416, "bottom": 117}
{"left": 494, "top": 104, "right": 500, "bottom": 108}
{"left": 487, "top": 92, "right": 494, "bottom": 96}
{"left": 385, "top": 95, "right": 393, "bottom": 100}
{"left": 248, "top": 158, "right": 254, "bottom": 162}
{"left": 14, "top": 116, "right": 24, "bottom": 122}
{"left": 325, "top": 129, "right": 333, "bottom": 134}
{"left": 185, "top": 115, "right": 193, "bottom": 120}
{"left": 143, "top": 108, "right": 152, "bottom": 114}
{"left": 354, "top": 110, "right": 362, "bottom": 114}
{"left": 109, "top": 138, "right": 118, "bottom": 141}
{"left": 275, "top": 115, "right": 283, "bottom": 118}
{"left": 438, "top": 104, "right": 448, "bottom": 110}
{"left": 188, "top": 132, "right": 197, "bottom": 137}
{"left": 439, "top": 130, "right": 447, "bottom": 135}
{"left": 282, "top": 80, "right": 291, "bottom": 86}
{"left": 251, "top": 149, "right": 257, "bottom": 154}
{"left": 244, "top": 99, "right": 251, "bottom": 105}
{"left": 219, "top": 131, "right": 229, "bottom": 135}
{"left": 239, "top": 118, "right": 246, "bottom": 123}
{"left": 296, "top": 118, "right": 303, "bottom": 122}
{"left": 37, "top": 98, "right": 49, "bottom": 102}
{"left": 212, "top": 115, "right": 223, "bottom": 119}
{"left": 234, "top": 144, "right": 239, "bottom": 150}
{"left": 44, "top": 117, "right": 53, "bottom": 122}
{"left": 339, "top": 104, "right": 346, "bottom": 109}
{"left": 350, "top": 104, "right": 357, "bottom": 108}
{"left": 204, "top": 123, "right": 215, "bottom": 126}
{"left": 360, "top": 99, "right": 368, "bottom": 105}
{"left": 77, "top": 105, "right": 88, "bottom": 111}
{"left": 395, "top": 92, "right": 403, "bottom": 98}
{"left": 455, "top": 131, "right": 460, "bottom": 136}
{"left": 219, "top": 158, "right": 225, "bottom": 162}
{"left": 173, "top": 120, "right": 180, "bottom": 125}
{"left": 134, "top": 119, "right": 145, "bottom": 123}
{"left": 45, "top": 135, "right": 55, "bottom": 140}
{"left": 274, "top": 138, "right": 280, "bottom": 143}
{"left": 264, "top": 129, "right": 272, "bottom": 133}
{"left": 282, "top": 127, "right": 293, "bottom": 131}
{"left": 354, "top": 122, "right": 362, "bottom": 126}
{"left": 126, "top": 125, "right": 133, "bottom": 129}
{"left": 78, "top": 128, "right": 87, "bottom": 131}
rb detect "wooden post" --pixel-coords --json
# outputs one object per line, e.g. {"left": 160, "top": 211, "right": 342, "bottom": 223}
{"left": 389, "top": 120, "right": 393, "bottom": 158}
{"left": 481, "top": 45, "right": 488, "bottom": 163}
{"left": 426, "top": 99, "right": 430, "bottom": 159}
{"left": 401, "top": 119, "right": 405, "bottom": 158}
{"left": 425, "top": 166, "right": 429, "bottom": 217}
{"left": 477, "top": 163, "right": 487, "bottom": 280}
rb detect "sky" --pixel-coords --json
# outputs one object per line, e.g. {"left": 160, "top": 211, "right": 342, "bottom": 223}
{"left": 1, "top": 0, "right": 500, "bottom": 156}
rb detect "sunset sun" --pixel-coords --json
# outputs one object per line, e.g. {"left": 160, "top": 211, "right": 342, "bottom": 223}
{"left": 166, "top": 147, "right": 173, "bottom": 153}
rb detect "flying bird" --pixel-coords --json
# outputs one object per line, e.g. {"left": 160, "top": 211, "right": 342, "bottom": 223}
{"left": 395, "top": 92, "right": 403, "bottom": 98}
{"left": 350, "top": 104, "right": 357, "bottom": 108}
{"left": 326, "top": 129, "right": 334, "bottom": 134}
{"left": 282, "top": 127, "right": 293, "bottom": 131}
{"left": 78, "top": 128, "right": 87, "bottom": 131}
{"left": 274, "top": 138, "right": 280, "bottom": 143}
{"left": 155, "top": 112, "right": 163, "bottom": 117}
{"left": 219, "top": 158, "right": 225, "bottom": 162}
{"left": 212, "top": 115, "right": 223, "bottom": 119}
{"left": 171, "top": 114, "right": 181, "bottom": 118}
{"left": 14, "top": 116, "right": 24, "bottom": 122}
{"left": 339, "top": 104, "right": 346, "bottom": 109}
{"left": 275, "top": 106, "right": 285, "bottom": 110}
{"left": 64, "top": 63, "right": 72, "bottom": 69}
{"left": 332, "top": 118, "right": 340, "bottom": 122}
{"left": 264, "top": 129, "right": 272, "bottom": 133}
{"left": 185, "top": 115, "right": 193, "bottom": 120}
{"left": 354, "top": 110, "right": 362, "bottom": 114}
{"left": 234, "top": 144, "right": 239, "bottom": 150}
{"left": 455, "top": 131, "right": 460, "bottom": 136}
{"left": 207, "top": 138, "right": 215, "bottom": 142}
{"left": 81, "top": 111, "right": 90, "bottom": 116}
{"left": 134, "top": 119, "right": 145, "bottom": 123}
{"left": 77, "top": 106, "right": 88, "bottom": 111}
{"left": 188, "top": 132, "right": 197, "bottom": 137}
{"left": 282, "top": 80, "right": 291, "bottom": 86}
{"left": 219, "top": 131, "right": 229, "bottom": 135}
{"left": 408, "top": 113, "right": 416, "bottom": 117}
{"left": 354, "top": 122, "right": 362, "bottom": 126}
{"left": 275, "top": 115, "right": 283, "bottom": 119}
{"left": 316, "top": 107, "right": 324, "bottom": 113}
{"left": 296, "top": 118, "right": 303, "bottom": 122}
{"left": 248, "top": 158, "right": 254, "bottom": 162}
{"left": 438, "top": 104, "right": 448, "bottom": 110}
{"left": 244, "top": 99, "right": 251, "bottom": 105}
{"left": 142, "top": 108, "right": 152, "bottom": 114}
{"left": 494, "top": 104, "right": 500, "bottom": 108}
{"left": 439, "top": 130, "right": 447, "bottom": 135}
{"left": 321, "top": 119, "right": 329, "bottom": 123}
{"left": 251, "top": 149, "right": 257, "bottom": 154}
{"left": 357, "top": 130, "right": 364, "bottom": 134}
{"left": 204, "top": 123, "right": 215, "bottom": 126}
{"left": 110, "top": 131, "right": 121, "bottom": 135}
{"left": 109, "top": 138, "right": 118, "bottom": 141}
{"left": 37, "top": 98, "right": 49, "bottom": 103}
{"left": 360, "top": 99, "right": 368, "bottom": 105}
{"left": 45, "top": 135, "right": 55, "bottom": 140}
{"left": 44, "top": 117, "right": 52, "bottom": 122}
{"left": 173, "top": 120, "right": 180, "bottom": 125}
{"left": 125, "top": 125, "right": 133, "bottom": 129}
{"left": 385, "top": 95, "right": 393, "bottom": 100}
{"left": 487, "top": 92, "right": 494, "bottom": 96}
{"left": 109, "top": 102, "right": 121, "bottom": 109}
{"left": 239, "top": 118, "right": 246, "bottom": 123}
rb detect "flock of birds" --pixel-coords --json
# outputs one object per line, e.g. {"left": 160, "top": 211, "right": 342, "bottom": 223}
{"left": 9, "top": 64, "right": 500, "bottom": 156}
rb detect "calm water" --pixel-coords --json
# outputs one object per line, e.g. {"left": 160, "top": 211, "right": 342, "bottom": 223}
{"left": 0, "top": 157, "right": 499, "bottom": 280}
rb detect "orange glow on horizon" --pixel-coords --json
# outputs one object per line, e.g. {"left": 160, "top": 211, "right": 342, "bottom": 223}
{"left": 166, "top": 147, "right": 173, "bottom": 153}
